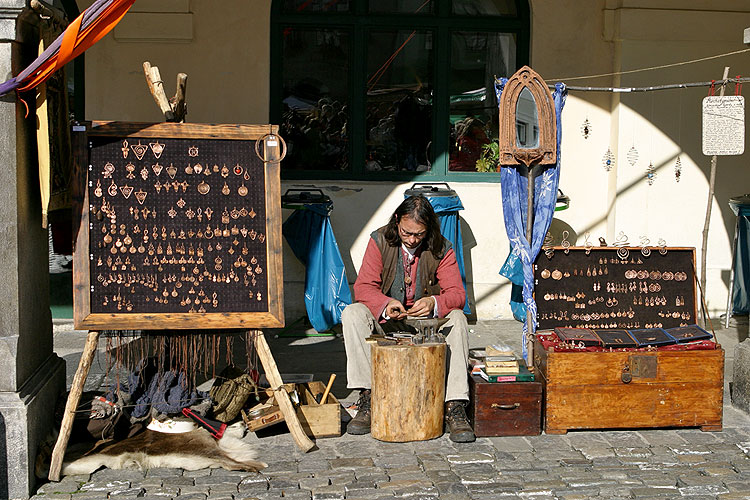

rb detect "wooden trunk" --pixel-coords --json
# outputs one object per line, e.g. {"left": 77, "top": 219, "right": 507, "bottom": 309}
{"left": 468, "top": 375, "right": 542, "bottom": 436}
{"left": 371, "top": 342, "right": 446, "bottom": 442}
{"left": 533, "top": 336, "right": 724, "bottom": 434}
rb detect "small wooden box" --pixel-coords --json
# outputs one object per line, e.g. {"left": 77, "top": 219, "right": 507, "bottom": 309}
{"left": 533, "top": 336, "right": 724, "bottom": 434}
{"left": 468, "top": 375, "right": 542, "bottom": 436}
{"left": 262, "top": 381, "right": 341, "bottom": 438}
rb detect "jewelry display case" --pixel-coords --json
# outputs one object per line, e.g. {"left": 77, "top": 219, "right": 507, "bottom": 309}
{"left": 534, "top": 247, "right": 698, "bottom": 330}
{"left": 72, "top": 122, "right": 284, "bottom": 330}
{"left": 531, "top": 246, "right": 723, "bottom": 434}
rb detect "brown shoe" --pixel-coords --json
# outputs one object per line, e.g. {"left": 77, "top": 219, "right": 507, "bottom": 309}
{"left": 347, "top": 389, "right": 371, "bottom": 435}
{"left": 445, "top": 400, "right": 475, "bottom": 443}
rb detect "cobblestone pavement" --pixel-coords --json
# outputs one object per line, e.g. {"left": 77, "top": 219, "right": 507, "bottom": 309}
{"left": 33, "top": 318, "right": 750, "bottom": 500}
{"left": 31, "top": 426, "right": 750, "bottom": 499}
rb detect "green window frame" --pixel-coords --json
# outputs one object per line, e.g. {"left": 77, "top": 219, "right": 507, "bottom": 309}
{"left": 270, "top": 0, "right": 530, "bottom": 182}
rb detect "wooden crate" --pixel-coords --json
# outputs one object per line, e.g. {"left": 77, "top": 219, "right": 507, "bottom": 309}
{"left": 468, "top": 375, "right": 542, "bottom": 436}
{"left": 263, "top": 381, "right": 341, "bottom": 438}
{"left": 532, "top": 336, "right": 724, "bottom": 434}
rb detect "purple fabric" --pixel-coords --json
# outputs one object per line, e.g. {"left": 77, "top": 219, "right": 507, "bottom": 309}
{"left": 0, "top": 0, "right": 113, "bottom": 96}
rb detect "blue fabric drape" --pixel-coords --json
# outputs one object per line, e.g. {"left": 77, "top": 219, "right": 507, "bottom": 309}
{"left": 496, "top": 80, "right": 567, "bottom": 361}
{"left": 499, "top": 248, "right": 526, "bottom": 322}
{"left": 283, "top": 202, "right": 352, "bottom": 332}
{"left": 410, "top": 194, "right": 471, "bottom": 314}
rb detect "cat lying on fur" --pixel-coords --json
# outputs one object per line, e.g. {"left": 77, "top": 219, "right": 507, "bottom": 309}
{"left": 37, "top": 422, "right": 266, "bottom": 477}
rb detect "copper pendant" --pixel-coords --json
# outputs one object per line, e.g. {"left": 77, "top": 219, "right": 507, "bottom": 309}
{"left": 404, "top": 275, "right": 412, "bottom": 285}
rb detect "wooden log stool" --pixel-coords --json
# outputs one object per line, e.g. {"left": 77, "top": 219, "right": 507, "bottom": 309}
{"left": 371, "top": 342, "right": 446, "bottom": 442}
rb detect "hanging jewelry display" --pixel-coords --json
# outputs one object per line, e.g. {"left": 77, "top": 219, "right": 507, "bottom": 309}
{"left": 675, "top": 89, "right": 684, "bottom": 183}
{"left": 613, "top": 231, "right": 630, "bottom": 260}
{"left": 580, "top": 117, "right": 592, "bottom": 139}
{"left": 149, "top": 141, "right": 165, "bottom": 159}
{"left": 561, "top": 230, "right": 571, "bottom": 254}
{"left": 130, "top": 141, "right": 148, "bottom": 161}
{"left": 543, "top": 232, "right": 554, "bottom": 259}
{"left": 583, "top": 232, "right": 593, "bottom": 255}
{"left": 627, "top": 145, "right": 639, "bottom": 166}
{"left": 658, "top": 238, "right": 668, "bottom": 255}
{"left": 646, "top": 161, "right": 656, "bottom": 186}
{"left": 602, "top": 148, "right": 615, "bottom": 172}
{"left": 639, "top": 236, "right": 651, "bottom": 257}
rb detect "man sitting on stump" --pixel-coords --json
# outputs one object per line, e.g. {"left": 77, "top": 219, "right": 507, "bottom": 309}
{"left": 342, "top": 195, "right": 475, "bottom": 442}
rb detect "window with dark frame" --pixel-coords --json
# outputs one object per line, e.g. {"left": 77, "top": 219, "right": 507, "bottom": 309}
{"left": 270, "top": 0, "right": 529, "bottom": 181}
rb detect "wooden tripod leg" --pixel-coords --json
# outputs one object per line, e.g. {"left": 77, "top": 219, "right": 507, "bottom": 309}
{"left": 49, "top": 330, "right": 101, "bottom": 481}
{"left": 253, "top": 330, "right": 315, "bottom": 452}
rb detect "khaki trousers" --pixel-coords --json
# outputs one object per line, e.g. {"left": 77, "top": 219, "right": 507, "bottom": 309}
{"left": 341, "top": 302, "right": 470, "bottom": 402}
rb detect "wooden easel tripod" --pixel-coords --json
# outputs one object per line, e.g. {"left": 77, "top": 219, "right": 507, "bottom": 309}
{"left": 48, "top": 329, "right": 314, "bottom": 481}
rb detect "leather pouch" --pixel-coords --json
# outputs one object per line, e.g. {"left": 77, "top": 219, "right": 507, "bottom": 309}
{"left": 554, "top": 327, "right": 601, "bottom": 346}
{"left": 593, "top": 329, "right": 638, "bottom": 348}
{"left": 628, "top": 328, "right": 676, "bottom": 347}
{"left": 664, "top": 324, "right": 713, "bottom": 343}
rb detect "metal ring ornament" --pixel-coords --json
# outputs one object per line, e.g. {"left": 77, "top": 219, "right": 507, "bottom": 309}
{"left": 255, "top": 133, "right": 288, "bottom": 163}
{"left": 561, "top": 230, "right": 571, "bottom": 254}
{"left": 658, "top": 238, "right": 668, "bottom": 255}
{"left": 613, "top": 231, "right": 630, "bottom": 260}
{"left": 640, "top": 236, "right": 651, "bottom": 257}
{"left": 583, "top": 232, "right": 593, "bottom": 255}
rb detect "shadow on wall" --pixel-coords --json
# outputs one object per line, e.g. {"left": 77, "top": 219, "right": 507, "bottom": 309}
{"left": 459, "top": 215, "right": 478, "bottom": 320}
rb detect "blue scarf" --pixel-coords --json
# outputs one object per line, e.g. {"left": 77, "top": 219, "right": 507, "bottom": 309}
{"left": 495, "top": 80, "right": 567, "bottom": 361}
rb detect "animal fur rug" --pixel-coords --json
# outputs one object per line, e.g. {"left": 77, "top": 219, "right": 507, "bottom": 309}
{"left": 38, "top": 423, "right": 266, "bottom": 477}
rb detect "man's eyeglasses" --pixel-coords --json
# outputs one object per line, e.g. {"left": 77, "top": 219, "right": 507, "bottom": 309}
{"left": 398, "top": 225, "right": 427, "bottom": 239}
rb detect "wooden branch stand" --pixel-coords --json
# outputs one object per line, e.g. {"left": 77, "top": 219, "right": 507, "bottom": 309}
{"left": 48, "top": 330, "right": 314, "bottom": 481}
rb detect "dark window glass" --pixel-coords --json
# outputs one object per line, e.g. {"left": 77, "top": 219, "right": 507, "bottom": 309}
{"left": 369, "top": 0, "right": 434, "bottom": 14}
{"left": 449, "top": 32, "right": 515, "bottom": 172}
{"left": 452, "top": 0, "right": 516, "bottom": 16}
{"left": 271, "top": 0, "right": 529, "bottom": 180}
{"left": 282, "top": 0, "right": 350, "bottom": 13}
{"left": 366, "top": 30, "right": 434, "bottom": 173}
{"left": 280, "top": 28, "right": 350, "bottom": 171}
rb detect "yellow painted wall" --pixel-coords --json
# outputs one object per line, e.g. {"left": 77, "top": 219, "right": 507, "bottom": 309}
{"left": 82, "top": 0, "right": 270, "bottom": 124}
{"left": 81, "top": 0, "right": 750, "bottom": 321}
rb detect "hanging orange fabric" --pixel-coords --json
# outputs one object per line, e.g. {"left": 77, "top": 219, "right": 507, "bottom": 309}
{"left": 16, "top": 0, "right": 135, "bottom": 93}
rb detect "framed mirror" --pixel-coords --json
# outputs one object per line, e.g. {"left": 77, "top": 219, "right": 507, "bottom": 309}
{"left": 498, "top": 66, "right": 556, "bottom": 166}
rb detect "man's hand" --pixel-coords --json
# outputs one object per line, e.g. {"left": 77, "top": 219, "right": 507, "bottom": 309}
{"left": 385, "top": 299, "right": 407, "bottom": 320}
{"left": 406, "top": 296, "right": 435, "bottom": 318}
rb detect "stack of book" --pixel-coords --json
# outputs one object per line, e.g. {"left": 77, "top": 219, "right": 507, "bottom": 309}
{"left": 468, "top": 345, "right": 534, "bottom": 382}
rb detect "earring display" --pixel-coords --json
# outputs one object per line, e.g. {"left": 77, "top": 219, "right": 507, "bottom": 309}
{"left": 602, "top": 148, "right": 615, "bottom": 172}
{"left": 646, "top": 161, "right": 656, "bottom": 186}
{"left": 82, "top": 131, "right": 273, "bottom": 324}
{"left": 534, "top": 247, "right": 697, "bottom": 330}
{"left": 627, "top": 145, "right": 639, "bottom": 166}
{"left": 581, "top": 118, "right": 592, "bottom": 139}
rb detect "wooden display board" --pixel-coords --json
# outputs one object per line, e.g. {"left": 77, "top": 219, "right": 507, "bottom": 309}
{"left": 533, "top": 247, "right": 698, "bottom": 330}
{"left": 72, "top": 122, "right": 284, "bottom": 330}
